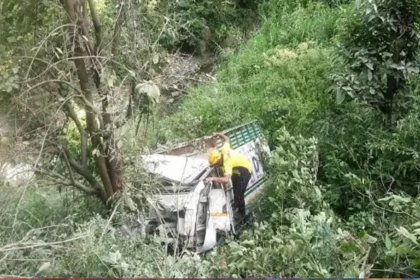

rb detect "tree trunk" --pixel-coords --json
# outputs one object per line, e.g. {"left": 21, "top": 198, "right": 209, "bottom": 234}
{"left": 106, "top": 0, "right": 127, "bottom": 193}
{"left": 378, "top": 74, "right": 399, "bottom": 128}
{"left": 62, "top": 0, "right": 116, "bottom": 203}
{"left": 61, "top": 0, "right": 130, "bottom": 203}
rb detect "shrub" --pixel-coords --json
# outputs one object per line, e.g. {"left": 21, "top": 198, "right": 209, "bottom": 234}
{"left": 201, "top": 128, "right": 370, "bottom": 277}
{"left": 149, "top": 2, "right": 342, "bottom": 147}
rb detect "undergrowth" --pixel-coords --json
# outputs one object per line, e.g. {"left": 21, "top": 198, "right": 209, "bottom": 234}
{"left": 2, "top": 0, "right": 420, "bottom": 277}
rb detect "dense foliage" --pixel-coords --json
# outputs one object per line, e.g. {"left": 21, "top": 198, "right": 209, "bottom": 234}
{"left": 2, "top": 0, "right": 420, "bottom": 278}
{"left": 330, "top": 0, "right": 420, "bottom": 125}
{"left": 155, "top": 0, "right": 262, "bottom": 51}
{"left": 150, "top": 0, "right": 420, "bottom": 276}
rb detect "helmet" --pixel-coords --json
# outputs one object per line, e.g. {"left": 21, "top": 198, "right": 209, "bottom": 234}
{"left": 208, "top": 150, "right": 221, "bottom": 165}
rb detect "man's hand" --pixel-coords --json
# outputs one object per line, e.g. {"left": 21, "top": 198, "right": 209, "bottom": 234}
{"left": 205, "top": 177, "right": 214, "bottom": 183}
{"left": 212, "top": 132, "right": 230, "bottom": 144}
{"left": 212, "top": 132, "right": 220, "bottom": 139}
{"left": 205, "top": 175, "right": 230, "bottom": 184}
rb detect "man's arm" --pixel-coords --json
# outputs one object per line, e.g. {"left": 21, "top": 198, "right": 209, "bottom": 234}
{"left": 205, "top": 161, "right": 232, "bottom": 184}
{"left": 205, "top": 174, "right": 231, "bottom": 184}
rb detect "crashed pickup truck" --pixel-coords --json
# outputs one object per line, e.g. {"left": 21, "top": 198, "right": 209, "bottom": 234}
{"left": 141, "top": 121, "right": 270, "bottom": 252}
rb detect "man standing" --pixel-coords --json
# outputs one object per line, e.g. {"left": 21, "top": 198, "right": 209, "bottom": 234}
{"left": 204, "top": 132, "right": 252, "bottom": 219}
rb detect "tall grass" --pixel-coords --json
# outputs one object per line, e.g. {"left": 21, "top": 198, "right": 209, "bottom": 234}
{"left": 150, "top": 2, "right": 343, "bottom": 145}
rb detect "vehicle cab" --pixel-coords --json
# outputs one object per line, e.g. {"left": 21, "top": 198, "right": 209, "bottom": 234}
{"left": 141, "top": 121, "right": 270, "bottom": 252}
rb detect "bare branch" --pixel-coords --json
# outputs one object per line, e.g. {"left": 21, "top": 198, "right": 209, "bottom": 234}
{"left": 80, "top": 0, "right": 95, "bottom": 54}
{"left": 18, "top": 55, "right": 135, "bottom": 82}
{"left": 87, "top": 0, "right": 102, "bottom": 53}
{"left": 35, "top": 168, "right": 97, "bottom": 195}
{"left": 19, "top": 79, "right": 97, "bottom": 114}
{"left": 111, "top": 0, "right": 127, "bottom": 60}
{"left": 60, "top": 95, "right": 88, "bottom": 168}
{"left": 12, "top": 85, "right": 73, "bottom": 233}
{"left": 24, "top": 23, "right": 74, "bottom": 80}
{"left": 0, "top": 235, "right": 87, "bottom": 253}
{"left": 62, "top": 147, "right": 76, "bottom": 185}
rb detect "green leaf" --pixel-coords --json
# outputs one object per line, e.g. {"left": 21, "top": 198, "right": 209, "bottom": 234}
{"left": 355, "top": 0, "right": 361, "bottom": 8}
{"left": 327, "top": 85, "right": 336, "bottom": 93}
{"left": 368, "top": 14, "right": 375, "bottom": 22}
{"left": 340, "top": 241, "right": 357, "bottom": 253}
{"left": 360, "top": 231, "right": 377, "bottom": 244}
{"left": 128, "top": 70, "right": 136, "bottom": 77}
{"left": 117, "top": 140, "right": 123, "bottom": 149}
{"left": 378, "top": 196, "right": 392, "bottom": 201}
{"left": 396, "top": 226, "right": 418, "bottom": 244}
{"left": 385, "top": 235, "right": 392, "bottom": 250}
{"left": 7, "top": 37, "right": 16, "bottom": 43}
{"left": 336, "top": 91, "right": 345, "bottom": 104}
{"left": 107, "top": 77, "right": 114, "bottom": 88}
{"left": 241, "top": 239, "right": 255, "bottom": 246}
{"left": 36, "top": 262, "right": 51, "bottom": 275}
{"left": 153, "top": 53, "right": 159, "bottom": 64}
{"left": 367, "top": 70, "right": 372, "bottom": 81}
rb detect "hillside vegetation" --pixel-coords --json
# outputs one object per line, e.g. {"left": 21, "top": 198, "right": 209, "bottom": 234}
{"left": 1, "top": 0, "right": 420, "bottom": 277}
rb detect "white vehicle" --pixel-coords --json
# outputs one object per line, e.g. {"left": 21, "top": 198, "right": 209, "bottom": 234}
{"left": 141, "top": 120, "right": 270, "bottom": 252}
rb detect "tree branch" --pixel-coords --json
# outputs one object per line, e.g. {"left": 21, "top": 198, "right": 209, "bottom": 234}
{"left": 19, "top": 79, "right": 97, "bottom": 114}
{"left": 111, "top": 0, "right": 127, "bottom": 60}
{"left": 61, "top": 143, "right": 103, "bottom": 193}
{"left": 78, "top": 0, "right": 94, "bottom": 55}
{"left": 35, "top": 168, "right": 97, "bottom": 195}
{"left": 61, "top": 98, "right": 88, "bottom": 169}
{"left": 0, "top": 235, "right": 87, "bottom": 253}
{"left": 87, "top": 0, "right": 102, "bottom": 54}
{"left": 63, "top": 0, "right": 114, "bottom": 200}
{"left": 48, "top": 85, "right": 88, "bottom": 169}
{"left": 62, "top": 145, "right": 76, "bottom": 185}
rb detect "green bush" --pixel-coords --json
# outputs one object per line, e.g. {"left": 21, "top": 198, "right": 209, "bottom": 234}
{"left": 200, "top": 128, "right": 370, "bottom": 277}
{"left": 149, "top": 2, "right": 341, "bottom": 145}
{"left": 147, "top": 0, "right": 420, "bottom": 277}
{"left": 312, "top": 93, "right": 420, "bottom": 217}
{"left": 155, "top": 0, "right": 261, "bottom": 51}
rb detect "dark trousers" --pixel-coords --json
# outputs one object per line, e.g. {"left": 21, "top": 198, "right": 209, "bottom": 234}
{"left": 231, "top": 167, "right": 252, "bottom": 215}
